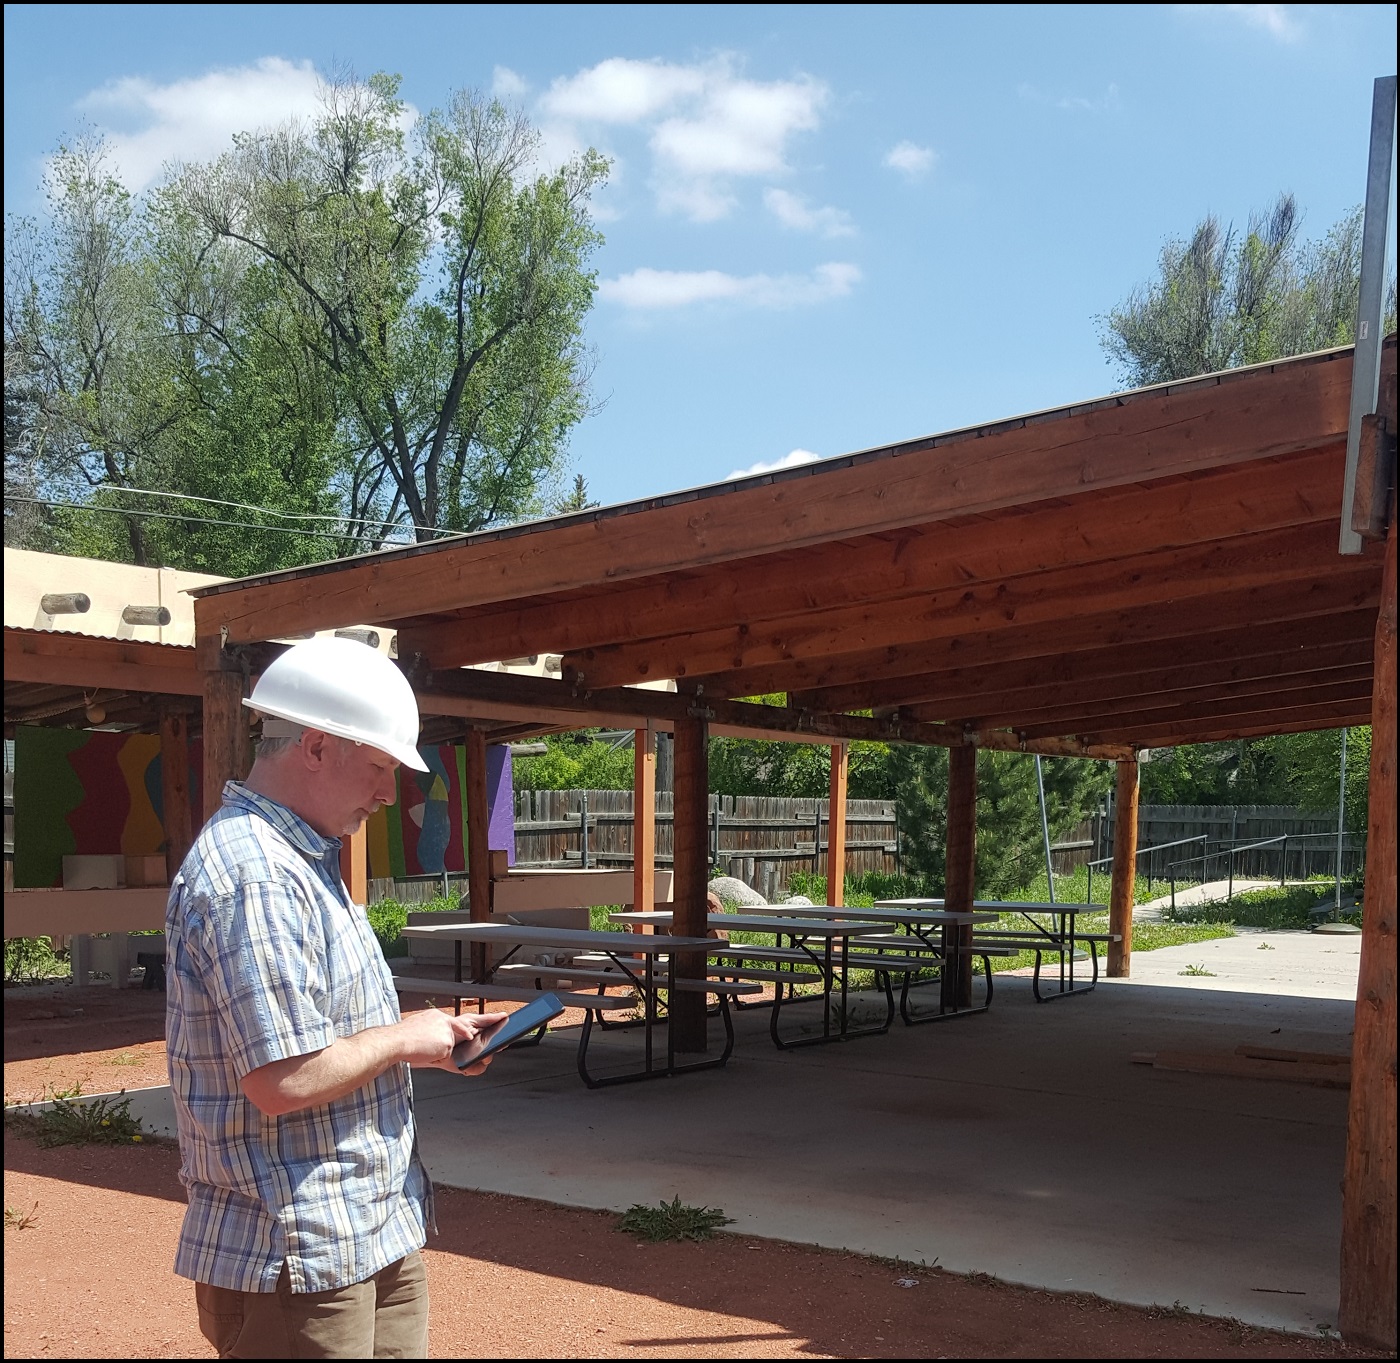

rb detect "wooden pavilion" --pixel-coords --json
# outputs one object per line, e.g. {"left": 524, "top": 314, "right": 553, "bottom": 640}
{"left": 13, "top": 340, "right": 1393, "bottom": 1345}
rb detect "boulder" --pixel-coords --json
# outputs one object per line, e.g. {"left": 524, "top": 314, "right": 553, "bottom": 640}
{"left": 781, "top": 894, "right": 814, "bottom": 908}
{"left": 707, "top": 875, "right": 768, "bottom": 908}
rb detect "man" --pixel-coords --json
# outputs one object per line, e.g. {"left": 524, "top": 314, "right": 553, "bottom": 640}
{"left": 166, "top": 637, "right": 504, "bottom": 1359}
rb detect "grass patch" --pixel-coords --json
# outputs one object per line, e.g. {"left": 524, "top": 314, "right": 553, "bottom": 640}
{"left": 1163, "top": 879, "right": 1361, "bottom": 931}
{"left": 981, "top": 911, "right": 1233, "bottom": 975}
{"left": 617, "top": 1196, "right": 734, "bottom": 1242}
{"left": 1179, "top": 963, "right": 1216, "bottom": 977}
{"left": 6, "top": 1088, "right": 145, "bottom": 1149}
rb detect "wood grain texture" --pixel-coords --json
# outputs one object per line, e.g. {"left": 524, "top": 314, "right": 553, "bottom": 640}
{"left": 1108, "top": 759, "right": 1139, "bottom": 978}
{"left": 201, "top": 669, "right": 249, "bottom": 825}
{"left": 195, "top": 352, "right": 1354, "bottom": 645}
{"left": 158, "top": 704, "right": 194, "bottom": 883}
{"left": 944, "top": 745, "right": 977, "bottom": 1009}
{"left": 1340, "top": 513, "right": 1397, "bottom": 1352}
{"left": 399, "top": 445, "right": 1344, "bottom": 668}
{"left": 828, "top": 744, "right": 848, "bottom": 907}
{"left": 671, "top": 713, "right": 710, "bottom": 1052}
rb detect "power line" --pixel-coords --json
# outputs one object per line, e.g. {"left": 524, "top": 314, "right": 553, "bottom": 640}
{"left": 94, "top": 483, "right": 434, "bottom": 534}
{"left": 5, "top": 494, "right": 415, "bottom": 544}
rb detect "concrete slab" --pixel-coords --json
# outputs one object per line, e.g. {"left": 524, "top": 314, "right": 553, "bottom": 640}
{"left": 411, "top": 973, "right": 1355, "bottom": 1335}
{"left": 48, "top": 936, "right": 1360, "bottom": 1337}
{"left": 1107, "top": 928, "right": 1362, "bottom": 999}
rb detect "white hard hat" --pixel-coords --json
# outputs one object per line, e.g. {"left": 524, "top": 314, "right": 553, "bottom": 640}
{"left": 244, "top": 636, "right": 429, "bottom": 771}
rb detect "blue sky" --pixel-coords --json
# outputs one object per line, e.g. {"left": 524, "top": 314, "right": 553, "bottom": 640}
{"left": 5, "top": 3, "right": 1396, "bottom": 508}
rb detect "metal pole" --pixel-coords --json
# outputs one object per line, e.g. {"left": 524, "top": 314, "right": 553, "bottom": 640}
{"left": 1340, "top": 74, "right": 1397, "bottom": 554}
{"left": 1336, "top": 727, "right": 1349, "bottom": 915}
{"left": 1035, "top": 755, "right": 1056, "bottom": 903}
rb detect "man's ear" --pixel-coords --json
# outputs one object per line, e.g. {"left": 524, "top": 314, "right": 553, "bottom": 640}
{"left": 299, "top": 728, "right": 331, "bottom": 769}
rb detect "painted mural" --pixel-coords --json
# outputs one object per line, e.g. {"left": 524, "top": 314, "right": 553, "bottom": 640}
{"left": 365, "top": 743, "right": 513, "bottom": 879}
{"left": 12, "top": 726, "right": 204, "bottom": 888}
{"left": 12, "top": 726, "right": 510, "bottom": 887}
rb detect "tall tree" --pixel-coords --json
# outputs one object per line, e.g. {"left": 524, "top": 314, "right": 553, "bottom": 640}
{"left": 1098, "top": 193, "right": 1395, "bottom": 388}
{"left": 175, "top": 75, "right": 607, "bottom": 547}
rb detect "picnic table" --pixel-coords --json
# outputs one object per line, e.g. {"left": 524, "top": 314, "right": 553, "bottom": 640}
{"left": 767, "top": 903, "right": 1003, "bottom": 1022}
{"left": 396, "top": 921, "right": 757, "bottom": 1087}
{"left": 878, "top": 899, "right": 1119, "bottom": 1001}
{"left": 610, "top": 910, "right": 927, "bottom": 1048}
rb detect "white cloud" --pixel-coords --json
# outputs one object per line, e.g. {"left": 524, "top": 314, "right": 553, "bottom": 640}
{"left": 727, "top": 448, "right": 823, "bottom": 480}
{"left": 492, "top": 65, "right": 529, "bottom": 100}
{"left": 78, "top": 57, "right": 326, "bottom": 190}
{"left": 540, "top": 56, "right": 706, "bottom": 123}
{"left": 1177, "top": 4, "right": 1304, "bottom": 43}
{"left": 883, "top": 140, "right": 935, "bottom": 179}
{"left": 762, "top": 187, "right": 855, "bottom": 238}
{"left": 535, "top": 55, "right": 829, "bottom": 221}
{"left": 599, "top": 261, "right": 861, "bottom": 311}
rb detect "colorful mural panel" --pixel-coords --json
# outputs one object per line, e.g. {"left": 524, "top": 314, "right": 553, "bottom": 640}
{"left": 12, "top": 726, "right": 204, "bottom": 888}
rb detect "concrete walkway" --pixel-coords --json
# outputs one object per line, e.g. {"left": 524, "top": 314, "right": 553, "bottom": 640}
{"left": 102, "top": 933, "right": 1360, "bottom": 1337}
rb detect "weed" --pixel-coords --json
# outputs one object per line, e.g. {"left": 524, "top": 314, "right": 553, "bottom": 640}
{"left": 1179, "top": 963, "right": 1216, "bottom": 977}
{"left": 1257, "top": 942, "right": 1275, "bottom": 950}
{"left": 4, "top": 1202, "right": 39, "bottom": 1230}
{"left": 617, "top": 1196, "right": 734, "bottom": 1242}
{"left": 7, "top": 1089, "right": 144, "bottom": 1148}
{"left": 4, "top": 936, "right": 69, "bottom": 984}
{"left": 109, "top": 1051, "right": 143, "bottom": 1066}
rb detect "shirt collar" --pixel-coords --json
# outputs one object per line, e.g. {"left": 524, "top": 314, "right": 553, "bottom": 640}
{"left": 221, "top": 781, "right": 341, "bottom": 862}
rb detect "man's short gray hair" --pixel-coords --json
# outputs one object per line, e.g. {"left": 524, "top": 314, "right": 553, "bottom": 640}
{"left": 254, "top": 730, "right": 304, "bottom": 759}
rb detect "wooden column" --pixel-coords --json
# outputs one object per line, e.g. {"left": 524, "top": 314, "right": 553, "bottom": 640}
{"left": 466, "top": 727, "right": 491, "bottom": 981}
{"left": 339, "top": 825, "right": 367, "bottom": 906}
{"left": 632, "top": 726, "right": 657, "bottom": 933}
{"left": 944, "top": 744, "right": 977, "bottom": 1009}
{"left": 201, "top": 666, "right": 250, "bottom": 824}
{"left": 158, "top": 703, "right": 194, "bottom": 883}
{"left": 1340, "top": 514, "right": 1397, "bottom": 1352}
{"left": 827, "top": 743, "right": 848, "bottom": 907}
{"left": 1107, "top": 757, "right": 1140, "bottom": 978}
{"left": 671, "top": 712, "right": 709, "bottom": 1052}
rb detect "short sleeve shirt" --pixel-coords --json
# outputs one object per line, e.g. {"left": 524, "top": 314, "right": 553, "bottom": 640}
{"left": 165, "top": 782, "right": 431, "bottom": 1293}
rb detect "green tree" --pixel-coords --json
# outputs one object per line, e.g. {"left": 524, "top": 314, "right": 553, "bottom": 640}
{"left": 888, "top": 747, "right": 1111, "bottom": 897}
{"left": 1262, "top": 728, "right": 1371, "bottom": 834}
{"left": 176, "top": 75, "right": 607, "bottom": 546}
{"left": 1098, "top": 193, "right": 1395, "bottom": 388}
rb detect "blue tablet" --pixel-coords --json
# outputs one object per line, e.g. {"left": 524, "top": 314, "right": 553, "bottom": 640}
{"left": 453, "top": 992, "right": 565, "bottom": 1069}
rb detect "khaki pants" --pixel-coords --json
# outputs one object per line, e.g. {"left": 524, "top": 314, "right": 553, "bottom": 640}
{"left": 195, "top": 1251, "right": 429, "bottom": 1359}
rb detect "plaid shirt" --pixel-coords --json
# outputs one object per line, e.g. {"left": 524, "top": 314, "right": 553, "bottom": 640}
{"left": 166, "top": 782, "right": 430, "bottom": 1293}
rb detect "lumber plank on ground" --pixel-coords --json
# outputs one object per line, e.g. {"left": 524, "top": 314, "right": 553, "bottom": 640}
{"left": 1235, "top": 1044, "right": 1351, "bottom": 1066}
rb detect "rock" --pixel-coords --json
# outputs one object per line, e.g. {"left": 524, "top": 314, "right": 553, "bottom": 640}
{"left": 707, "top": 875, "right": 767, "bottom": 908}
{"left": 781, "top": 894, "right": 814, "bottom": 908}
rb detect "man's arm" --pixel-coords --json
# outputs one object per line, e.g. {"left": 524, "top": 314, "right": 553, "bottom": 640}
{"left": 240, "top": 1008, "right": 508, "bottom": 1117}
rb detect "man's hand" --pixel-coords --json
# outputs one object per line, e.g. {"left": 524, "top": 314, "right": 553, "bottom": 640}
{"left": 398, "top": 1008, "right": 510, "bottom": 1075}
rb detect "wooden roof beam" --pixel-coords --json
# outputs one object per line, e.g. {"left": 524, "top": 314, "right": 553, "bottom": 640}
{"left": 699, "top": 568, "right": 1381, "bottom": 702}
{"left": 193, "top": 350, "right": 1353, "bottom": 646}
{"left": 4, "top": 627, "right": 202, "bottom": 697}
{"left": 1092, "top": 701, "right": 1372, "bottom": 747}
{"left": 414, "top": 666, "right": 1132, "bottom": 759}
{"left": 814, "top": 617, "right": 1378, "bottom": 716}
{"left": 563, "top": 521, "right": 1359, "bottom": 689}
{"left": 936, "top": 656, "right": 1374, "bottom": 731}
{"left": 397, "top": 444, "right": 1344, "bottom": 669}
{"left": 1014, "top": 677, "right": 1375, "bottom": 741}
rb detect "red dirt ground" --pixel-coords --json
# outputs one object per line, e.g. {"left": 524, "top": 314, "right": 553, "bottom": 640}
{"left": 3, "top": 983, "right": 1389, "bottom": 1360}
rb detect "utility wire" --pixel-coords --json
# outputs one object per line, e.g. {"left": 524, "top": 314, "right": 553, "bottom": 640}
{"left": 92, "top": 483, "right": 435, "bottom": 534}
{"left": 5, "top": 494, "right": 417, "bottom": 544}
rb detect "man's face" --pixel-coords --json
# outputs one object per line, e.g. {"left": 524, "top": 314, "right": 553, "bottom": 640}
{"left": 304, "top": 731, "right": 400, "bottom": 837}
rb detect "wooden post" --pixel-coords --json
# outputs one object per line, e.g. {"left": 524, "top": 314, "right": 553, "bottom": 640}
{"left": 1108, "top": 757, "right": 1140, "bottom": 978}
{"left": 671, "top": 712, "right": 709, "bottom": 1052}
{"left": 466, "top": 727, "right": 491, "bottom": 981}
{"left": 828, "top": 743, "right": 848, "bottom": 906}
{"left": 201, "top": 666, "right": 250, "bottom": 825}
{"left": 158, "top": 703, "right": 194, "bottom": 883}
{"left": 632, "top": 726, "right": 657, "bottom": 934}
{"left": 1340, "top": 514, "right": 1397, "bottom": 1352}
{"left": 944, "top": 744, "right": 977, "bottom": 1009}
{"left": 339, "top": 825, "right": 367, "bottom": 906}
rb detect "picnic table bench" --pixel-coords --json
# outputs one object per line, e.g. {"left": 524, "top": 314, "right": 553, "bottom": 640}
{"left": 397, "top": 922, "right": 759, "bottom": 1087}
